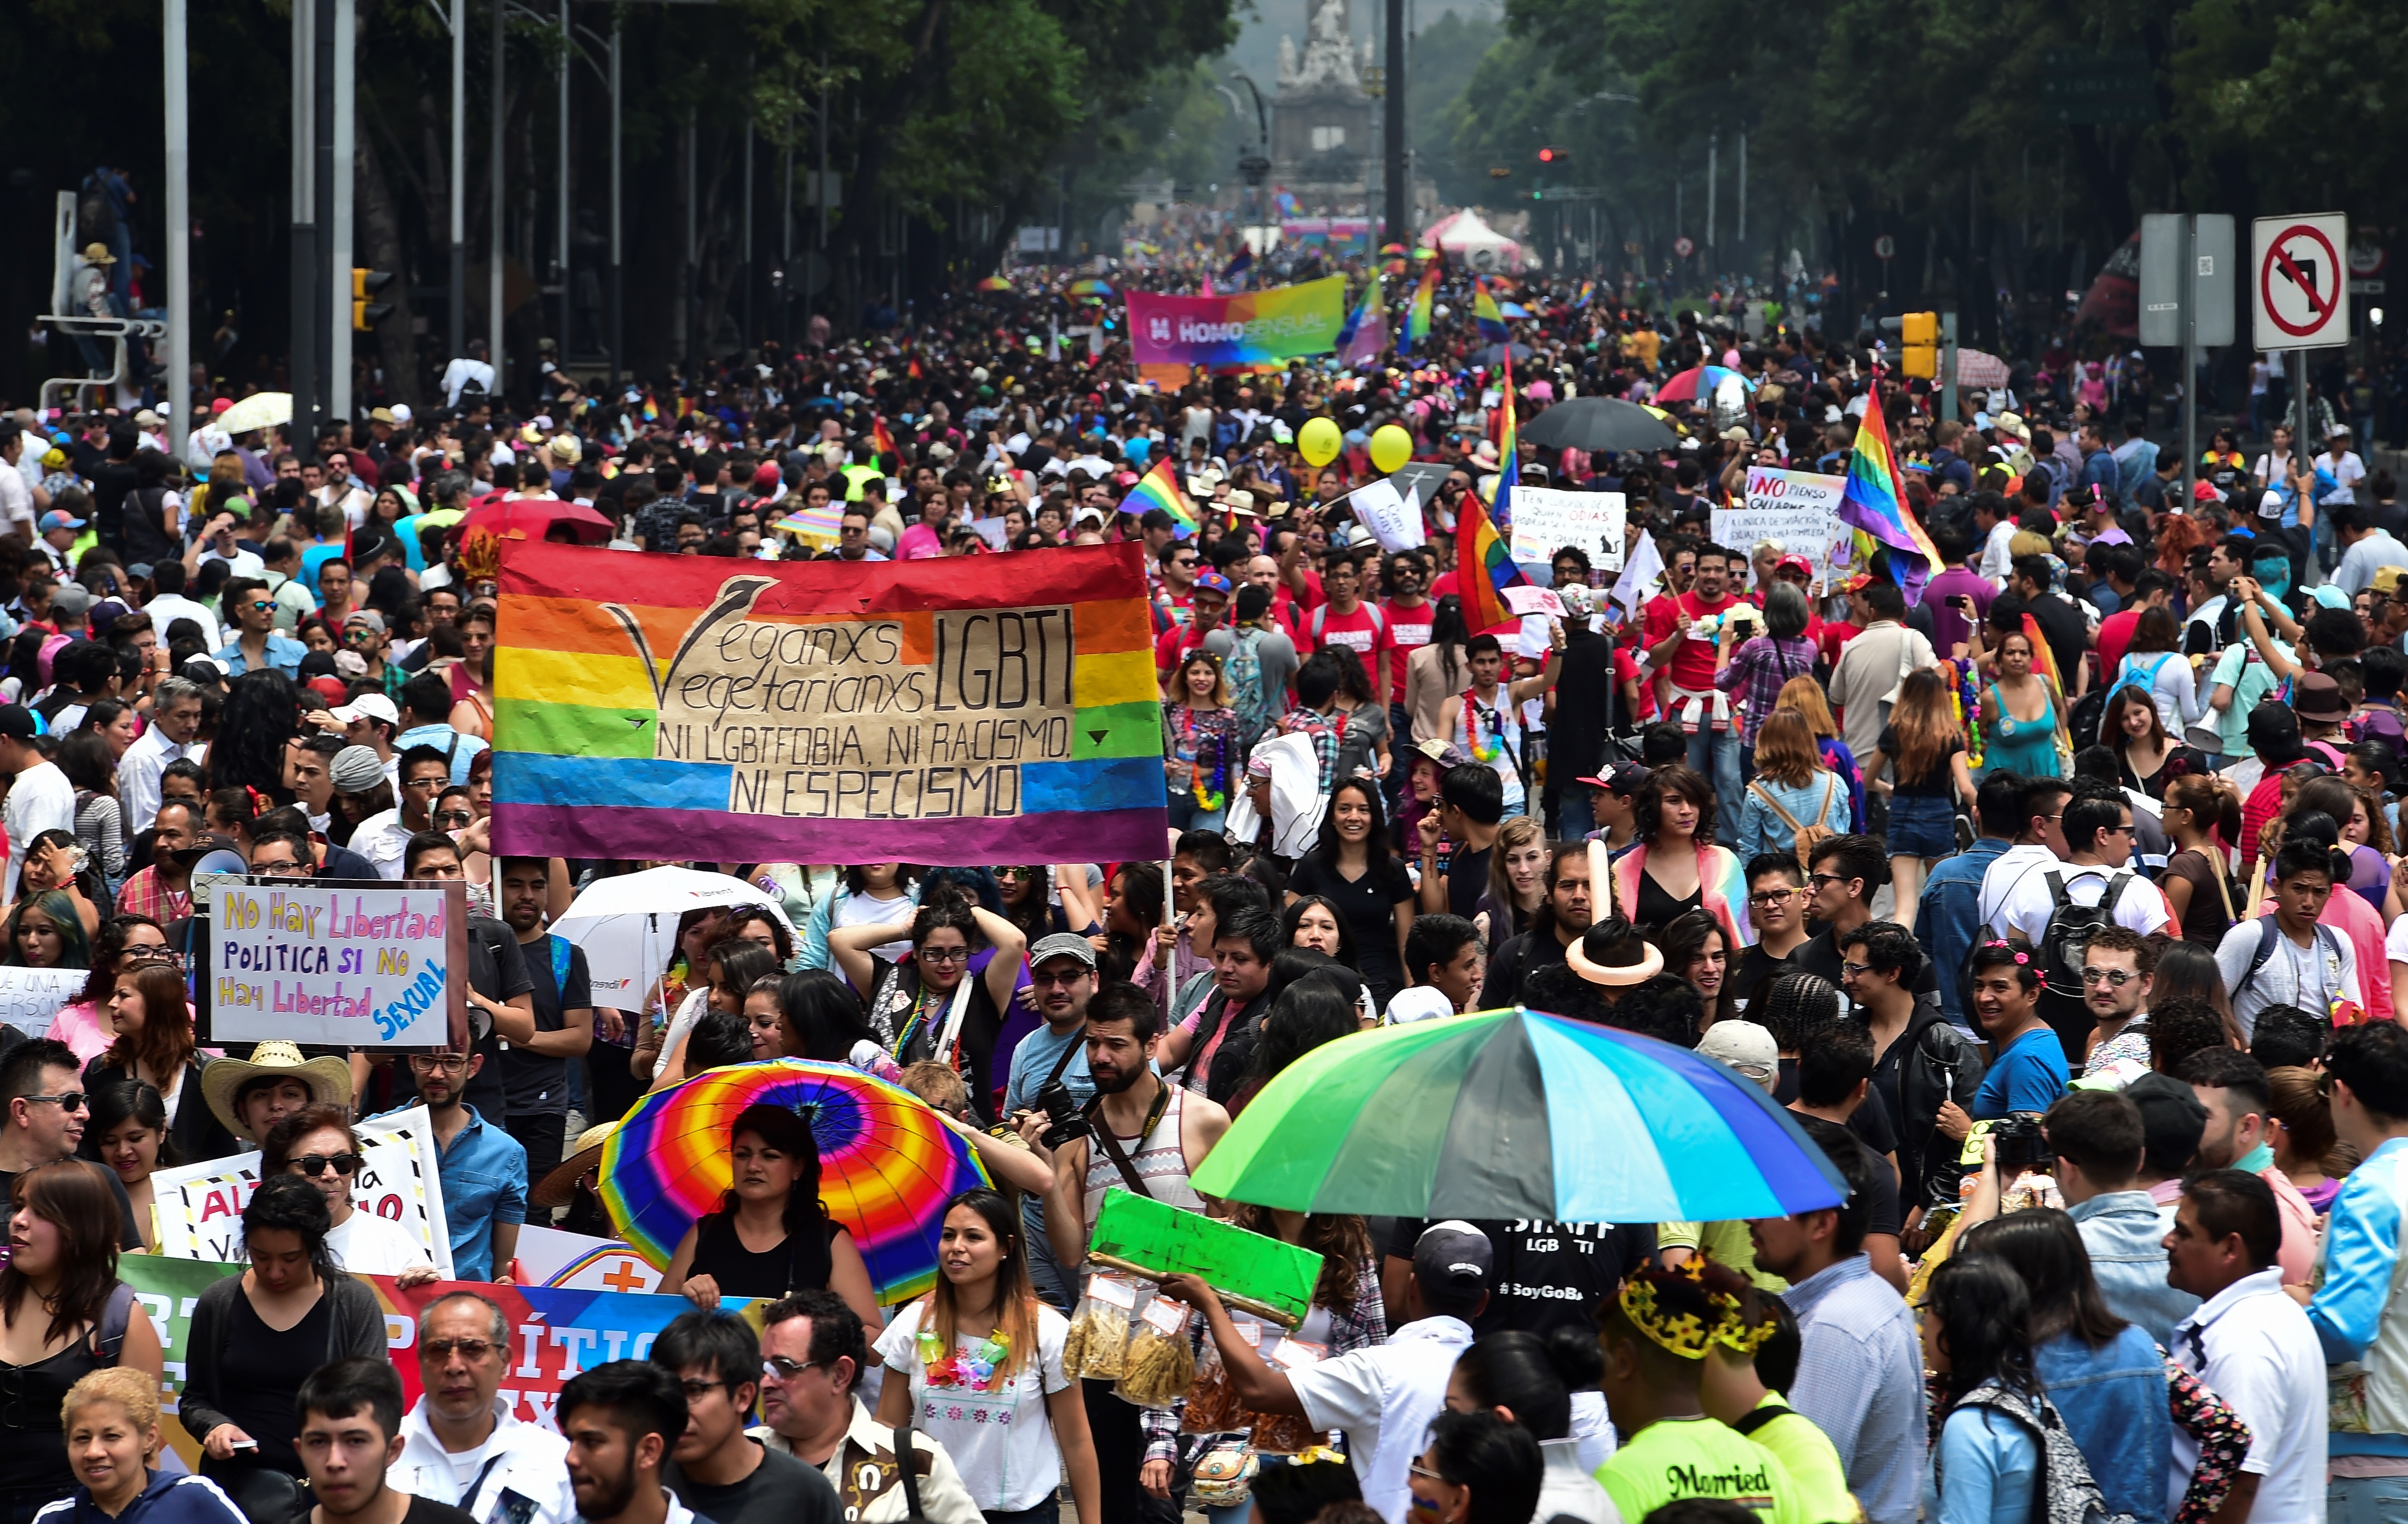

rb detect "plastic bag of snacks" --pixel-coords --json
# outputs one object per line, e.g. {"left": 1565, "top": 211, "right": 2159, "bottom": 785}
{"left": 1250, "top": 1336, "right": 1329, "bottom": 1455}
{"left": 1115, "top": 1295, "right": 1198, "bottom": 1407}
{"left": 1063, "top": 1273, "right": 1139, "bottom": 1379}
{"left": 1180, "top": 1320, "right": 1257, "bottom": 1434}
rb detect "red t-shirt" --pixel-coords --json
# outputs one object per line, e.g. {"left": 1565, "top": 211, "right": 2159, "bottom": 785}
{"left": 1155, "top": 621, "right": 1207, "bottom": 678}
{"left": 1642, "top": 589, "right": 1740, "bottom": 692}
{"left": 2097, "top": 608, "right": 2140, "bottom": 680}
{"left": 1382, "top": 597, "right": 1437, "bottom": 705}
{"left": 1313, "top": 602, "right": 1398, "bottom": 696}
{"left": 1817, "top": 619, "right": 1863, "bottom": 669}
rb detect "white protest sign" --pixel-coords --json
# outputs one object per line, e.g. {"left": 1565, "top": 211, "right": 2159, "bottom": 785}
{"left": 148, "top": 1105, "right": 455, "bottom": 1277}
{"left": 1502, "top": 586, "right": 1567, "bottom": 619}
{"left": 1508, "top": 487, "right": 1626, "bottom": 570}
{"left": 967, "top": 515, "right": 1012, "bottom": 551}
{"left": 1715, "top": 469, "right": 1847, "bottom": 575}
{"left": 515, "top": 1224, "right": 664, "bottom": 1292}
{"left": 0, "top": 967, "right": 86, "bottom": 1032}
{"left": 211, "top": 880, "right": 465, "bottom": 1047}
{"left": 1349, "top": 477, "right": 1424, "bottom": 552}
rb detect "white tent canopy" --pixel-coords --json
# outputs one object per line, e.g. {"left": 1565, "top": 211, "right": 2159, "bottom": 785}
{"left": 1423, "top": 209, "right": 1526, "bottom": 273}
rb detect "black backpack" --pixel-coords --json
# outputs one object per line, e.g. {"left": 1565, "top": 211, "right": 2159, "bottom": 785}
{"left": 2037, "top": 870, "right": 2133, "bottom": 999}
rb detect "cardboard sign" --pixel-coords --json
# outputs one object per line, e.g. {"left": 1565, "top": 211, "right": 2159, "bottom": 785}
{"left": 1502, "top": 586, "right": 1567, "bottom": 619}
{"left": 1507, "top": 487, "right": 1627, "bottom": 570}
{"left": 148, "top": 1105, "right": 455, "bottom": 1278}
{"left": 1349, "top": 476, "right": 1424, "bottom": 552}
{"left": 210, "top": 880, "right": 467, "bottom": 1048}
{"left": 1715, "top": 469, "right": 1847, "bottom": 574}
{"left": 1087, "top": 1188, "right": 1323, "bottom": 1325}
{"left": 0, "top": 966, "right": 86, "bottom": 1031}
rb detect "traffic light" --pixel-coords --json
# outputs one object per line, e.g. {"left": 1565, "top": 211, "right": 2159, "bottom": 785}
{"left": 1537, "top": 146, "right": 1568, "bottom": 164}
{"left": 351, "top": 268, "right": 395, "bottom": 331}
{"left": 1899, "top": 310, "right": 1938, "bottom": 379}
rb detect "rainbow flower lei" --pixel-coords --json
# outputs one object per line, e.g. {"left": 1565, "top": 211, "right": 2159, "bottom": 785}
{"left": 1182, "top": 709, "right": 1228, "bottom": 812}
{"left": 1948, "top": 657, "right": 1985, "bottom": 769}
{"left": 919, "top": 1325, "right": 1013, "bottom": 1393}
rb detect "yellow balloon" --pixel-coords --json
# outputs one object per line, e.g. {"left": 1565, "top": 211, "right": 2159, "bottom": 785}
{"left": 1369, "top": 423, "right": 1413, "bottom": 475}
{"left": 1298, "top": 417, "right": 1343, "bottom": 467}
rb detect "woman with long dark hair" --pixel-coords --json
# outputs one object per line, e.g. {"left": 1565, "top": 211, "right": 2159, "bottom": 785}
{"left": 1164, "top": 650, "right": 1239, "bottom": 834}
{"left": 2112, "top": 605, "right": 2201, "bottom": 738}
{"left": 661, "top": 1101, "right": 882, "bottom": 1330}
{"left": 1405, "top": 594, "right": 1474, "bottom": 744}
{"left": 1921, "top": 1253, "right": 2048, "bottom": 1524}
{"left": 1959, "top": 1208, "right": 2248, "bottom": 1524}
{"left": 1405, "top": 1410, "right": 1543, "bottom": 1524}
{"left": 86, "top": 961, "right": 235, "bottom": 1164}
{"left": 1659, "top": 908, "right": 1730, "bottom": 1030}
{"left": 56, "top": 731, "right": 125, "bottom": 891}
{"left": 0, "top": 1161, "right": 164, "bottom": 1524}
{"left": 46, "top": 916, "right": 169, "bottom": 1065}
{"left": 206, "top": 671, "right": 303, "bottom": 806}
{"left": 1449, "top": 1329, "right": 1613, "bottom": 1522}
{"left": 833, "top": 893, "right": 1027, "bottom": 1114}
{"left": 258, "top": 1105, "right": 436, "bottom": 1280}
{"left": 1867, "top": 668, "right": 1974, "bottom": 931}
{"left": 648, "top": 938, "right": 784, "bottom": 1090}
{"left": 1285, "top": 776, "right": 1414, "bottom": 1007}
{"left": 874, "top": 1188, "right": 1101, "bottom": 1524}
{"left": 181, "top": 1176, "right": 385, "bottom": 1496}
{"left": 1607, "top": 764, "right": 1752, "bottom": 946}
{"left": 771, "top": 967, "right": 880, "bottom": 1061}
{"left": 4, "top": 888, "right": 93, "bottom": 971}
{"left": 83, "top": 1080, "right": 173, "bottom": 1249}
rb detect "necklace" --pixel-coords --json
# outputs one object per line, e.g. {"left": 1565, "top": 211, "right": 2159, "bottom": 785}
{"left": 1181, "top": 707, "right": 1227, "bottom": 811}
{"left": 1462, "top": 688, "right": 1504, "bottom": 763}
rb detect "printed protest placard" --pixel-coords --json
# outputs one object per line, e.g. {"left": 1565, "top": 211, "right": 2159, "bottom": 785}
{"left": 1349, "top": 476, "right": 1424, "bottom": 552}
{"left": 1714, "top": 469, "right": 1847, "bottom": 574}
{"left": 210, "top": 880, "right": 466, "bottom": 1047}
{"left": 148, "top": 1105, "right": 454, "bottom": 1277}
{"left": 1506, "top": 488, "right": 1627, "bottom": 570}
{"left": 0, "top": 966, "right": 85, "bottom": 1031}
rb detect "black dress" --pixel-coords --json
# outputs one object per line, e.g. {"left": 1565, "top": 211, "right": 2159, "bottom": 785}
{"left": 689, "top": 1211, "right": 841, "bottom": 1301}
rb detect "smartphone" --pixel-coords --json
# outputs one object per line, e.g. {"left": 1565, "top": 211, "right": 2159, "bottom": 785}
{"left": 230, "top": 1440, "right": 259, "bottom": 1453}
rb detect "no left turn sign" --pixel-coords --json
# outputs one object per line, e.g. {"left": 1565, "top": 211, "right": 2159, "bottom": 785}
{"left": 2254, "top": 212, "right": 2350, "bottom": 349}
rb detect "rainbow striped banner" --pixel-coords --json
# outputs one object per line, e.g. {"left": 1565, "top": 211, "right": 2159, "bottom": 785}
{"left": 488, "top": 540, "right": 1170, "bottom": 864}
{"left": 1127, "top": 275, "right": 1347, "bottom": 368}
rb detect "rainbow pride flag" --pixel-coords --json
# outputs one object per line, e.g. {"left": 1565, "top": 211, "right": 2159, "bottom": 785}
{"left": 1404, "top": 265, "right": 1438, "bottom": 354}
{"left": 1838, "top": 396, "right": 1941, "bottom": 603}
{"left": 1455, "top": 489, "right": 1526, "bottom": 637}
{"left": 1474, "top": 279, "right": 1509, "bottom": 341}
{"left": 871, "top": 415, "right": 898, "bottom": 466}
{"left": 1121, "top": 457, "right": 1198, "bottom": 538}
{"left": 488, "top": 541, "right": 1170, "bottom": 864}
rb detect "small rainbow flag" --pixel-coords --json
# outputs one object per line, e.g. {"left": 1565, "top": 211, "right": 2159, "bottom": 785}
{"left": 640, "top": 395, "right": 659, "bottom": 422}
{"left": 1474, "top": 278, "right": 1509, "bottom": 341}
{"left": 1404, "top": 265, "right": 1439, "bottom": 354}
{"left": 1455, "top": 484, "right": 1527, "bottom": 637}
{"left": 1337, "top": 274, "right": 1385, "bottom": 367}
{"left": 489, "top": 541, "right": 1170, "bottom": 864}
{"left": 1838, "top": 392, "right": 1942, "bottom": 603}
{"left": 1575, "top": 280, "right": 1595, "bottom": 310}
{"left": 871, "top": 416, "right": 898, "bottom": 466}
{"left": 1120, "top": 457, "right": 1198, "bottom": 539}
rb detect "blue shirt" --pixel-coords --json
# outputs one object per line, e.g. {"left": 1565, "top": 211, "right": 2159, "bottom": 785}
{"left": 1973, "top": 1025, "right": 2067, "bottom": 1118}
{"left": 1005, "top": 1017, "right": 1097, "bottom": 1309}
{"left": 419, "top": 1104, "right": 528, "bottom": 1280}
{"left": 1917, "top": 838, "right": 2010, "bottom": 1032}
{"left": 212, "top": 633, "right": 309, "bottom": 677}
{"left": 394, "top": 723, "right": 489, "bottom": 786}
{"left": 1932, "top": 1406, "right": 2040, "bottom": 1524}
{"left": 1782, "top": 1254, "right": 1926, "bottom": 1524}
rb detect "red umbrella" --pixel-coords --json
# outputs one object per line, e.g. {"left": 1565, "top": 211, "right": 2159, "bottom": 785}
{"left": 459, "top": 498, "right": 615, "bottom": 546}
{"left": 1652, "top": 365, "right": 1754, "bottom": 405}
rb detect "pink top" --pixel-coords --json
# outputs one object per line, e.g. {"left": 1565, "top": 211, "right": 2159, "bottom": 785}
{"left": 45, "top": 1000, "right": 109, "bottom": 1064}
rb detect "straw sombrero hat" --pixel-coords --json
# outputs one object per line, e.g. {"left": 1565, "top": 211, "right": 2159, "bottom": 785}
{"left": 532, "top": 1121, "right": 617, "bottom": 1211}
{"left": 201, "top": 1042, "right": 356, "bottom": 1141}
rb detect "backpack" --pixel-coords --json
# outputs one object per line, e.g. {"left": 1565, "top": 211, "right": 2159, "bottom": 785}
{"left": 2037, "top": 869, "right": 2134, "bottom": 998}
{"left": 1747, "top": 773, "right": 1839, "bottom": 869}
{"left": 1945, "top": 1382, "right": 2138, "bottom": 1524}
{"left": 2067, "top": 685, "right": 2106, "bottom": 753}
{"left": 1225, "top": 627, "right": 1272, "bottom": 744}
{"left": 2235, "top": 913, "right": 2347, "bottom": 1013}
{"left": 2113, "top": 653, "right": 2173, "bottom": 700}
{"left": 1309, "top": 600, "right": 1385, "bottom": 648}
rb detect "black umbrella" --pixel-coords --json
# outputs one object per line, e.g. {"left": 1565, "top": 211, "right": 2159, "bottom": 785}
{"left": 1518, "top": 396, "right": 1681, "bottom": 454}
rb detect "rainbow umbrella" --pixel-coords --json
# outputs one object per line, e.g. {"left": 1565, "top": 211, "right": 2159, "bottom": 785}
{"left": 1067, "top": 279, "right": 1115, "bottom": 297}
{"left": 974, "top": 276, "right": 1013, "bottom": 292}
{"left": 1654, "top": 365, "right": 1757, "bottom": 404}
{"left": 600, "top": 1059, "right": 989, "bottom": 1304}
{"left": 1191, "top": 1007, "right": 1847, "bottom": 1221}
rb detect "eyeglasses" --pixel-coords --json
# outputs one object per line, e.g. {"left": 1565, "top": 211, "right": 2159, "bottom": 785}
{"left": 1839, "top": 962, "right": 1873, "bottom": 978}
{"left": 1030, "top": 967, "right": 1090, "bottom": 988}
{"left": 1805, "top": 873, "right": 1850, "bottom": 888}
{"left": 917, "top": 945, "right": 971, "bottom": 965}
{"left": 409, "top": 1054, "right": 470, "bottom": 1072}
{"left": 422, "top": 1338, "right": 496, "bottom": 1360}
{"left": 251, "top": 858, "right": 312, "bottom": 878}
{"left": 996, "top": 866, "right": 1038, "bottom": 880}
{"left": 1748, "top": 888, "right": 1799, "bottom": 905}
{"left": 2080, "top": 968, "right": 2137, "bottom": 986}
{"left": 679, "top": 1379, "right": 731, "bottom": 1400}
{"left": 246, "top": 600, "right": 276, "bottom": 613}
{"left": 403, "top": 776, "right": 446, "bottom": 792}
{"left": 291, "top": 1152, "right": 363, "bottom": 1177}
{"left": 761, "top": 1356, "right": 826, "bottom": 1383}
{"left": 433, "top": 810, "right": 475, "bottom": 828}
{"left": 2102, "top": 823, "right": 2134, "bottom": 836}
{"left": 1409, "top": 1464, "right": 1450, "bottom": 1483}
{"left": 120, "top": 946, "right": 179, "bottom": 967}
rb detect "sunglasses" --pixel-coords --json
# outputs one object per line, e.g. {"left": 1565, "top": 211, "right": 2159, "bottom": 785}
{"left": 422, "top": 1338, "right": 496, "bottom": 1360}
{"left": 291, "top": 1152, "right": 363, "bottom": 1177}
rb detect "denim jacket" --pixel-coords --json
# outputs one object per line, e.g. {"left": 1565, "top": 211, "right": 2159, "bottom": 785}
{"left": 2034, "top": 1326, "right": 2172, "bottom": 1524}
{"left": 2069, "top": 1191, "right": 2198, "bottom": 1349}
{"left": 1918, "top": 838, "right": 2011, "bottom": 1031}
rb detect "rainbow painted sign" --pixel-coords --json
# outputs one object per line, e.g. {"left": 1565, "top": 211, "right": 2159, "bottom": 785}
{"left": 1128, "top": 275, "right": 1348, "bottom": 367}
{"left": 489, "top": 540, "right": 1170, "bottom": 864}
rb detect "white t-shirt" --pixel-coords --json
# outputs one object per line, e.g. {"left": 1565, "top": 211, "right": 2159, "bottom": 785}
{"left": 326, "top": 1205, "right": 436, "bottom": 1275}
{"left": 2218, "top": 916, "right": 2361, "bottom": 1040}
{"left": 2169, "top": 1268, "right": 2326, "bottom": 1524}
{"left": 3, "top": 760, "right": 77, "bottom": 900}
{"left": 1990, "top": 858, "right": 2172, "bottom": 946}
{"left": 872, "top": 1299, "right": 1072, "bottom": 1514}
{"left": 835, "top": 887, "right": 914, "bottom": 963}
{"left": 0, "top": 463, "right": 32, "bottom": 537}
{"left": 349, "top": 809, "right": 413, "bottom": 880}
{"left": 1287, "top": 1316, "right": 1476, "bottom": 1524}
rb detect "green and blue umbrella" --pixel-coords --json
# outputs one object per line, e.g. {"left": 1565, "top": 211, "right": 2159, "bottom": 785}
{"left": 1191, "top": 1007, "right": 1848, "bottom": 1223}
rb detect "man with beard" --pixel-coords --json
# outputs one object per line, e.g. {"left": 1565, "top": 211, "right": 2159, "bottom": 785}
{"left": 294, "top": 1358, "right": 479, "bottom": 1524}
{"left": 559, "top": 1363, "right": 713, "bottom": 1524}
{"left": 1042, "top": 983, "right": 1230, "bottom": 1524}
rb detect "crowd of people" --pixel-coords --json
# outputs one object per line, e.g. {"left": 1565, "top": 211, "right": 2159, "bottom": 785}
{"left": 0, "top": 266, "right": 2400, "bottom": 1524}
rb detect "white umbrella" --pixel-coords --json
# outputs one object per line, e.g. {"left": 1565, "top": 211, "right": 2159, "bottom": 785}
{"left": 552, "top": 866, "right": 792, "bottom": 1011}
{"left": 216, "top": 392, "right": 293, "bottom": 436}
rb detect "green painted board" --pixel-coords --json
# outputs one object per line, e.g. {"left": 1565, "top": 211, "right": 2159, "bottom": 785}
{"left": 1087, "top": 1188, "right": 1321, "bottom": 1325}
